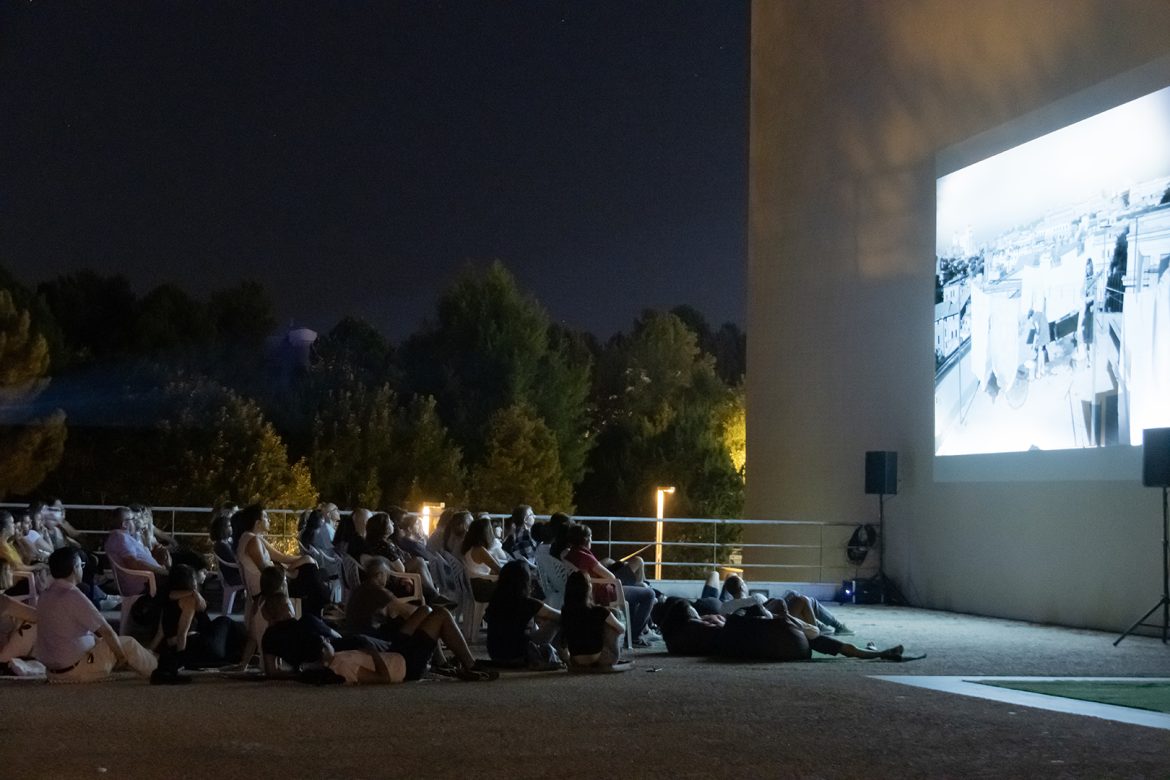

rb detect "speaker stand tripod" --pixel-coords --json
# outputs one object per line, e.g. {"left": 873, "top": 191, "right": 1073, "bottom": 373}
{"left": 1114, "top": 486, "right": 1170, "bottom": 645}
{"left": 868, "top": 492, "right": 906, "bottom": 605}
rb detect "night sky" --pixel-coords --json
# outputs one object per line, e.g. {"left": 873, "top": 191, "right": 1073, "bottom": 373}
{"left": 0, "top": 2, "right": 748, "bottom": 342}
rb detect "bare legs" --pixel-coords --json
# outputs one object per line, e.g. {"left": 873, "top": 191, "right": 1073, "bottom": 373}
{"left": 404, "top": 605, "right": 477, "bottom": 671}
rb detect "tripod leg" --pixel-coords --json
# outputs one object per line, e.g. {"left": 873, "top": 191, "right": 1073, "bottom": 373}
{"left": 1113, "top": 598, "right": 1170, "bottom": 646}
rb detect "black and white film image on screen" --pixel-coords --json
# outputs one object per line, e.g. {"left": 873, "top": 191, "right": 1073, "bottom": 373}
{"left": 934, "top": 84, "right": 1170, "bottom": 458}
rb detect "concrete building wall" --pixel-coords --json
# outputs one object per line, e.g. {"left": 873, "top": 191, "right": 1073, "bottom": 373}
{"left": 747, "top": 0, "right": 1170, "bottom": 629}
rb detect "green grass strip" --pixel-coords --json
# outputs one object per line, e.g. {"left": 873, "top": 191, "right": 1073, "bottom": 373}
{"left": 977, "top": 680, "right": 1170, "bottom": 715}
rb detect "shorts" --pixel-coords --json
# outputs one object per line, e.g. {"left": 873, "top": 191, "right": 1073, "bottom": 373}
{"left": 391, "top": 631, "right": 437, "bottom": 681}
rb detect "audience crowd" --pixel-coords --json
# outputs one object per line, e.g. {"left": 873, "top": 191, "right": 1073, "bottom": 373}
{"left": 0, "top": 500, "right": 905, "bottom": 685}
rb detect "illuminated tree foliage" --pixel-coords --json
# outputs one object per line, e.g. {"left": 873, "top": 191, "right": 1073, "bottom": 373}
{"left": 581, "top": 310, "right": 743, "bottom": 518}
{"left": 470, "top": 404, "right": 573, "bottom": 514}
{"left": 156, "top": 379, "right": 318, "bottom": 509}
{"left": 0, "top": 289, "right": 67, "bottom": 499}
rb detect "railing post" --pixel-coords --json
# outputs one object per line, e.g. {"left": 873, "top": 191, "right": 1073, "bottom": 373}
{"left": 712, "top": 520, "right": 718, "bottom": 570}
{"left": 607, "top": 517, "right": 613, "bottom": 560}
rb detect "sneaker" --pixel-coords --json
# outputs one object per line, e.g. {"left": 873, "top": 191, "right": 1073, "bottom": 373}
{"left": 632, "top": 636, "right": 654, "bottom": 648}
{"left": 99, "top": 596, "right": 122, "bottom": 612}
{"left": 815, "top": 620, "right": 835, "bottom": 635}
{"left": 833, "top": 623, "right": 855, "bottom": 636}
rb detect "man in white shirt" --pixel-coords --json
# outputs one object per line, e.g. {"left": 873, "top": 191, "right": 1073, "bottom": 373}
{"left": 34, "top": 547, "right": 158, "bottom": 683}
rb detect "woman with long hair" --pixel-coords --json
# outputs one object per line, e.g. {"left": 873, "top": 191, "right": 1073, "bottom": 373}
{"left": 560, "top": 570, "right": 629, "bottom": 671}
{"left": 461, "top": 515, "right": 501, "bottom": 602}
{"left": 236, "top": 504, "right": 330, "bottom": 616}
{"left": 155, "top": 563, "right": 247, "bottom": 681}
{"left": 484, "top": 560, "right": 560, "bottom": 667}
{"left": 562, "top": 524, "right": 657, "bottom": 647}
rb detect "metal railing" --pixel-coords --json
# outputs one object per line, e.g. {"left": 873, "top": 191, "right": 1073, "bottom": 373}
{"left": 1, "top": 503, "right": 873, "bottom": 585}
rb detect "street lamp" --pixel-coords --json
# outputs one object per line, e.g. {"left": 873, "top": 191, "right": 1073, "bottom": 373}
{"left": 418, "top": 502, "right": 444, "bottom": 537}
{"left": 655, "top": 486, "right": 675, "bottom": 581}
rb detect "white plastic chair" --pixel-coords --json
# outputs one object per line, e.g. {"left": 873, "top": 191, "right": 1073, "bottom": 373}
{"left": 441, "top": 551, "right": 495, "bottom": 642}
{"left": 213, "top": 553, "right": 246, "bottom": 615}
{"left": 536, "top": 548, "right": 633, "bottom": 649}
{"left": 109, "top": 558, "right": 157, "bottom": 636}
{"left": 11, "top": 569, "right": 38, "bottom": 606}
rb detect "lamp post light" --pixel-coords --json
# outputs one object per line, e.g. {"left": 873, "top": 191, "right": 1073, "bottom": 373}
{"left": 418, "top": 502, "right": 444, "bottom": 537}
{"left": 655, "top": 486, "right": 675, "bottom": 581}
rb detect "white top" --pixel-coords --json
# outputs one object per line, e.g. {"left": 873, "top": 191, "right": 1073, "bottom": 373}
{"left": 34, "top": 579, "right": 102, "bottom": 670}
{"left": 463, "top": 549, "right": 492, "bottom": 579}
{"left": 327, "top": 650, "right": 406, "bottom": 684}
{"left": 487, "top": 539, "right": 510, "bottom": 567}
{"left": 237, "top": 532, "right": 271, "bottom": 596}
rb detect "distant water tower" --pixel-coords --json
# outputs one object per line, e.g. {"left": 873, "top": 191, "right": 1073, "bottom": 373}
{"left": 285, "top": 325, "right": 317, "bottom": 370}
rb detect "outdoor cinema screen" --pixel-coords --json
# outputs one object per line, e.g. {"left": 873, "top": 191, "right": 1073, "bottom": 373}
{"left": 934, "top": 80, "right": 1170, "bottom": 466}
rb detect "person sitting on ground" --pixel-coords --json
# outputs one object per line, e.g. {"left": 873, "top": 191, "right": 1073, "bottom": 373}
{"left": 0, "top": 559, "right": 39, "bottom": 675}
{"left": 484, "top": 559, "right": 561, "bottom": 668}
{"left": 256, "top": 565, "right": 384, "bottom": 677}
{"left": 154, "top": 563, "right": 247, "bottom": 682}
{"left": 34, "top": 547, "right": 158, "bottom": 682}
{"left": 319, "top": 636, "right": 408, "bottom": 685}
{"left": 236, "top": 504, "right": 329, "bottom": 616}
{"left": 260, "top": 565, "right": 494, "bottom": 682}
{"left": 344, "top": 557, "right": 421, "bottom": 641}
{"left": 105, "top": 506, "right": 170, "bottom": 594}
{"left": 562, "top": 524, "right": 656, "bottom": 646}
{"left": 560, "top": 571, "right": 629, "bottom": 671}
{"left": 502, "top": 505, "right": 538, "bottom": 564}
{"left": 461, "top": 515, "right": 501, "bottom": 602}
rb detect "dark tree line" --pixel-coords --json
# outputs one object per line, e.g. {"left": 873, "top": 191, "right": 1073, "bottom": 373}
{"left": 0, "top": 261, "right": 745, "bottom": 520}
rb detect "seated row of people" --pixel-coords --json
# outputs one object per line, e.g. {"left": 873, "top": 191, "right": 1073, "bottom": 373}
{"left": 0, "top": 538, "right": 500, "bottom": 684}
